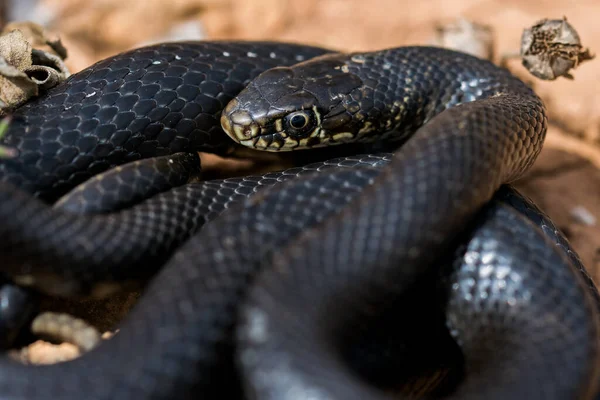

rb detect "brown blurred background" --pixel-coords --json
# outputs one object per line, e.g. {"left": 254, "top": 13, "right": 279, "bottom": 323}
{"left": 4, "top": 0, "right": 600, "bottom": 277}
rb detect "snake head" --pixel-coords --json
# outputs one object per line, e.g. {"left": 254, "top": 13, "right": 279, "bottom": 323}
{"left": 221, "top": 54, "right": 365, "bottom": 151}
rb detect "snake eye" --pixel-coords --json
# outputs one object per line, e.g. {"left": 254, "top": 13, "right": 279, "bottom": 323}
{"left": 290, "top": 113, "right": 308, "bottom": 129}
{"left": 285, "top": 110, "right": 316, "bottom": 138}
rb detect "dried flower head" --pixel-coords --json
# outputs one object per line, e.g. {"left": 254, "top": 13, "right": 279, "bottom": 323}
{"left": 521, "top": 17, "right": 594, "bottom": 80}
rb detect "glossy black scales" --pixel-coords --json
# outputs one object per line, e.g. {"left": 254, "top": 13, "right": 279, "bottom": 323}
{"left": 0, "top": 41, "right": 331, "bottom": 202}
{"left": 0, "top": 42, "right": 598, "bottom": 400}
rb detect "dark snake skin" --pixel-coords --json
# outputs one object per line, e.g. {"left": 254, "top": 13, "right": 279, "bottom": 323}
{"left": 53, "top": 152, "right": 202, "bottom": 214}
{"left": 0, "top": 276, "right": 38, "bottom": 349}
{"left": 0, "top": 41, "right": 332, "bottom": 202}
{"left": 0, "top": 41, "right": 599, "bottom": 399}
{"left": 0, "top": 154, "right": 388, "bottom": 297}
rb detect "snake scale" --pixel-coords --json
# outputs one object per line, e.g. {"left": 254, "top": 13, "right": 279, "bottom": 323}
{"left": 0, "top": 39, "right": 598, "bottom": 399}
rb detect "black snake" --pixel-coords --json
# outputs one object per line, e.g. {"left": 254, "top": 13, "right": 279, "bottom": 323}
{"left": 0, "top": 40, "right": 599, "bottom": 399}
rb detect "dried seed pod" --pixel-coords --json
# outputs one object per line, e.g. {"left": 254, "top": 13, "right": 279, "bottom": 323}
{"left": 520, "top": 17, "right": 594, "bottom": 80}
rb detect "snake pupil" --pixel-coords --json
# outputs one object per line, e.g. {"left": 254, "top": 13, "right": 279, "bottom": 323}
{"left": 290, "top": 113, "right": 308, "bottom": 129}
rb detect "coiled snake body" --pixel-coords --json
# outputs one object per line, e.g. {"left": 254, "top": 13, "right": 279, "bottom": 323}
{"left": 0, "top": 40, "right": 599, "bottom": 399}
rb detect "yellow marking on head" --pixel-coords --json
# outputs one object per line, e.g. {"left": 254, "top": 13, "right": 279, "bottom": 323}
{"left": 298, "top": 128, "right": 321, "bottom": 147}
{"left": 256, "top": 137, "right": 271, "bottom": 149}
{"left": 281, "top": 138, "right": 299, "bottom": 149}
{"left": 275, "top": 118, "right": 283, "bottom": 132}
{"left": 230, "top": 110, "right": 253, "bottom": 125}
{"left": 240, "top": 139, "right": 256, "bottom": 147}
{"left": 233, "top": 125, "right": 247, "bottom": 140}
{"left": 220, "top": 113, "right": 232, "bottom": 135}
{"left": 332, "top": 132, "right": 355, "bottom": 141}
{"left": 298, "top": 137, "right": 311, "bottom": 147}
{"left": 358, "top": 121, "right": 374, "bottom": 135}
{"left": 312, "top": 105, "right": 322, "bottom": 127}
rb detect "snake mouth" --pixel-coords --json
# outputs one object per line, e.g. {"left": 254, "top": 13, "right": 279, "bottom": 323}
{"left": 223, "top": 116, "right": 326, "bottom": 151}
{"left": 223, "top": 123, "right": 322, "bottom": 151}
